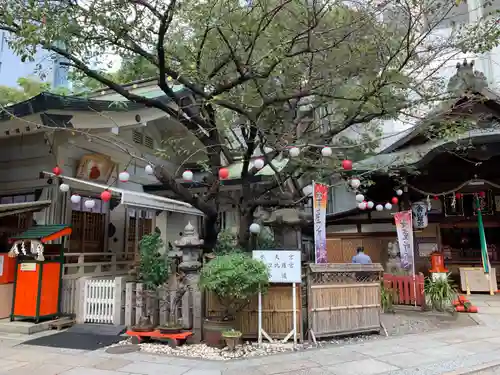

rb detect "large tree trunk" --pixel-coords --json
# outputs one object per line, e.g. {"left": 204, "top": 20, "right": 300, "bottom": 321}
{"left": 237, "top": 207, "right": 255, "bottom": 251}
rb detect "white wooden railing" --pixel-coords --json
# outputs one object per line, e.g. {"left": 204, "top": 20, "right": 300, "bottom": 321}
{"left": 45, "top": 252, "right": 134, "bottom": 279}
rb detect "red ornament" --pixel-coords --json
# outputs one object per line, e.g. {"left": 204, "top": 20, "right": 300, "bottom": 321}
{"left": 433, "top": 196, "right": 439, "bottom": 200}
{"left": 219, "top": 167, "right": 229, "bottom": 180}
{"left": 52, "top": 165, "right": 62, "bottom": 176}
{"left": 479, "top": 191, "right": 486, "bottom": 198}
{"left": 455, "top": 193, "right": 462, "bottom": 199}
{"left": 342, "top": 159, "right": 353, "bottom": 170}
{"left": 391, "top": 197, "right": 399, "bottom": 205}
{"left": 100, "top": 190, "right": 112, "bottom": 202}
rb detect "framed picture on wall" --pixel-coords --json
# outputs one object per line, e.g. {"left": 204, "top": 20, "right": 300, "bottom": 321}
{"left": 76, "top": 154, "right": 116, "bottom": 183}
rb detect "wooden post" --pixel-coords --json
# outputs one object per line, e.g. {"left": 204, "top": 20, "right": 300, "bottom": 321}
{"left": 124, "top": 282, "right": 135, "bottom": 327}
{"left": 75, "top": 276, "right": 90, "bottom": 324}
{"left": 113, "top": 276, "right": 126, "bottom": 325}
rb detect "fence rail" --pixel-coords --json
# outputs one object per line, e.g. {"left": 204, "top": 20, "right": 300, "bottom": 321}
{"left": 383, "top": 273, "right": 425, "bottom": 306}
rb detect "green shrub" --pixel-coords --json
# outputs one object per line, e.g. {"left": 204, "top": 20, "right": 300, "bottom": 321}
{"left": 199, "top": 252, "right": 269, "bottom": 319}
{"left": 138, "top": 232, "right": 170, "bottom": 291}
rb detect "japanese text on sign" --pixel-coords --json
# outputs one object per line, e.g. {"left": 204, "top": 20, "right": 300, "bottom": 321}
{"left": 253, "top": 250, "right": 301, "bottom": 283}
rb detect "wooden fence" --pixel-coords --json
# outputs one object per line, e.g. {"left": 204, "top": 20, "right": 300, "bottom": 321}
{"left": 205, "top": 284, "right": 301, "bottom": 339}
{"left": 384, "top": 273, "right": 425, "bottom": 306}
{"left": 307, "top": 263, "right": 383, "bottom": 339}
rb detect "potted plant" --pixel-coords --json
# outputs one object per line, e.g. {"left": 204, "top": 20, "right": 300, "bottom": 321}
{"left": 424, "top": 273, "right": 457, "bottom": 312}
{"left": 130, "top": 232, "right": 170, "bottom": 332}
{"left": 199, "top": 252, "right": 269, "bottom": 348}
{"left": 222, "top": 329, "right": 242, "bottom": 351}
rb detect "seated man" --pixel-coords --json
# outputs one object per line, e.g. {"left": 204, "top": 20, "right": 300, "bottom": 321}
{"left": 352, "top": 246, "right": 372, "bottom": 264}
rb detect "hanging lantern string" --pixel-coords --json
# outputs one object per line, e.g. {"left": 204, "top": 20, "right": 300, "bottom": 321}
{"left": 407, "top": 178, "right": 500, "bottom": 197}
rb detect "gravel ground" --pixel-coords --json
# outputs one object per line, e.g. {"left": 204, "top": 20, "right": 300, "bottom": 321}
{"left": 112, "top": 311, "right": 478, "bottom": 361}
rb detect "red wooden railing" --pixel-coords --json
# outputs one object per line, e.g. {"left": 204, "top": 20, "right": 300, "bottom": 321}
{"left": 384, "top": 273, "right": 425, "bottom": 306}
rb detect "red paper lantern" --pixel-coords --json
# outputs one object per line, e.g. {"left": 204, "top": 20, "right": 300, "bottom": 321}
{"left": 433, "top": 196, "right": 439, "bottom": 200}
{"left": 219, "top": 167, "right": 229, "bottom": 180}
{"left": 100, "top": 190, "right": 112, "bottom": 202}
{"left": 342, "top": 159, "right": 353, "bottom": 170}
{"left": 479, "top": 191, "right": 486, "bottom": 198}
{"left": 391, "top": 197, "right": 399, "bottom": 205}
{"left": 52, "top": 165, "right": 62, "bottom": 176}
{"left": 455, "top": 193, "right": 462, "bottom": 199}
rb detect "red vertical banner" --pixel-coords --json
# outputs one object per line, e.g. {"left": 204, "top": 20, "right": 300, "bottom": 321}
{"left": 313, "top": 182, "right": 328, "bottom": 263}
{"left": 394, "top": 210, "right": 415, "bottom": 274}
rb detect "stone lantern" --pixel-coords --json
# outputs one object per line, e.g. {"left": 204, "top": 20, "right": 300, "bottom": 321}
{"left": 174, "top": 222, "right": 204, "bottom": 342}
{"left": 259, "top": 208, "right": 311, "bottom": 249}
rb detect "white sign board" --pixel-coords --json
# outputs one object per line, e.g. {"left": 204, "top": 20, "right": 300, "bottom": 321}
{"left": 253, "top": 250, "right": 301, "bottom": 284}
{"left": 20, "top": 263, "right": 36, "bottom": 272}
{"left": 0, "top": 256, "right": 3, "bottom": 277}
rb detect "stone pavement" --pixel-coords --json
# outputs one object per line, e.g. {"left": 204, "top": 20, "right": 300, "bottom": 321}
{"left": 2, "top": 324, "right": 500, "bottom": 375}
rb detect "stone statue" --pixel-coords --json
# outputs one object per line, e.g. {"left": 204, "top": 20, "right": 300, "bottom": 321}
{"left": 386, "top": 241, "right": 402, "bottom": 274}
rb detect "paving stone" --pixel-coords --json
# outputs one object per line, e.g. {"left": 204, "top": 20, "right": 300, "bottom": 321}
{"left": 93, "top": 358, "right": 132, "bottom": 371}
{"left": 59, "top": 368, "right": 126, "bottom": 375}
{"left": 417, "top": 345, "right": 475, "bottom": 359}
{"left": 353, "top": 344, "right": 413, "bottom": 357}
{"left": 306, "top": 348, "right": 370, "bottom": 366}
{"left": 257, "top": 359, "right": 320, "bottom": 374}
{"left": 0, "top": 363, "right": 73, "bottom": 375}
{"left": 182, "top": 369, "right": 222, "bottom": 375}
{"left": 0, "top": 359, "right": 28, "bottom": 372}
{"left": 222, "top": 369, "right": 265, "bottom": 375}
{"left": 377, "top": 352, "right": 438, "bottom": 368}
{"left": 117, "top": 361, "right": 191, "bottom": 375}
{"left": 327, "top": 358, "right": 399, "bottom": 375}
{"left": 277, "top": 367, "right": 335, "bottom": 375}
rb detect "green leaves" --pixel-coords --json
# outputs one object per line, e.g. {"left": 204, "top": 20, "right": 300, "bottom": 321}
{"left": 138, "top": 232, "right": 170, "bottom": 291}
{"left": 199, "top": 252, "right": 269, "bottom": 318}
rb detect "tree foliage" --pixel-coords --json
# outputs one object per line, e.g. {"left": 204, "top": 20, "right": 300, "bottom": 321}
{"left": 0, "top": 0, "right": 495, "bottom": 248}
{"left": 138, "top": 232, "right": 170, "bottom": 291}
{"left": 0, "top": 76, "right": 51, "bottom": 105}
{"left": 199, "top": 252, "right": 269, "bottom": 319}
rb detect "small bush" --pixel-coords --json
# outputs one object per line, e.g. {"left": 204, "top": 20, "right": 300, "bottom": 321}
{"left": 199, "top": 252, "right": 269, "bottom": 319}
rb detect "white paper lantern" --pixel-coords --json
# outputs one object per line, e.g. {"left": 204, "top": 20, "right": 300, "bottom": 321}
{"left": 321, "top": 146, "right": 332, "bottom": 157}
{"left": 145, "top": 165, "right": 154, "bottom": 175}
{"left": 249, "top": 223, "right": 261, "bottom": 234}
{"left": 355, "top": 194, "right": 365, "bottom": 202}
{"left": 412, "top": 201, "right": 429, "bottom": 229}
{"left": 84, "top": 199, "right": 95, "bottom": 209}
{"left": 289, "top": 146, "right": 300, "bottom": 157}
{"left": 302, "top": 185, "right": 313, "bottom": 197}
{"left": 119, "top": 171, "right": 130, "bottom": 182}
{"left": 396, "top": 189, "right": 403, "bottom": 196}
{"left": 253, "top": 158, "right": 265, "bottom": 170}
{"left": 182, "top": 170, "right": 193, "bottom": 181}
{"left": 59, "top": 183, "right": 70, "bottom": 193}
{"left": 350, "top": 178, "right": 361, "bottom": 189}
{"left": 385, "top": 202, "right": 393, "bottom": 210}
{"left": 367, "top": 201, "right": 374, "bottom": 209}
{"left": 358, "top": 202, "right": 367, "bottom": 210}
{"left": 70, "top": 194, "right": 81, "bottom": 204}
{"left": 375, "top": 204, "right": 383, "bottom": 211}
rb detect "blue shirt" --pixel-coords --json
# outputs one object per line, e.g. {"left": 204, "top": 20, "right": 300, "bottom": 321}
{"left": 352, "top": 253, "right": 372, "bottom": 264}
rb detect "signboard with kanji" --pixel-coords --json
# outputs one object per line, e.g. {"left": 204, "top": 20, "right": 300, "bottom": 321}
{"left": 253, "top": 250, "right": 301, "bottom": 283}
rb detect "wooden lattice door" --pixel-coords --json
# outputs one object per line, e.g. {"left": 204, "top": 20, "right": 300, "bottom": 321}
{"left": 70, "top": 211, "right": 106, "bottom": 254}
{"left": 127, "top": 211, "right": 153, "bottom": 261}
